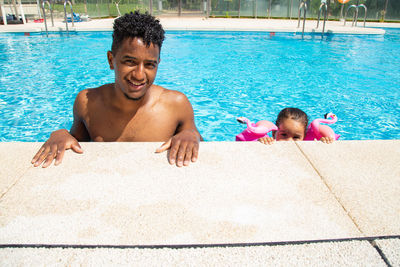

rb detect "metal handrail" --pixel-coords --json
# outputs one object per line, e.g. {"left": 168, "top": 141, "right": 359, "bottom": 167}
{"left": 64, "top": 0, "right": 74, "bottom": 34}
{"left": 357, "top": 4, "right": 367, "bottom": 27}
{"left": 41, "top": 0, "right": 54, "bottom": 37}
{"left": 113, "top": 0, "right": 121, "bottom": 17}
{"left": 344, "top": 1, "right": 367, "bottom": 27}
{"left": 254, "top": 0, "right": 257, "bottom": 18}
{"left": 268, "top": 0, "right": 272, "bottom": 19}
{"left": 316, "top": 2, "right": 327, "bottom": 37}
{"left": 297, "top": 0, "right": 307, "bottom": 38}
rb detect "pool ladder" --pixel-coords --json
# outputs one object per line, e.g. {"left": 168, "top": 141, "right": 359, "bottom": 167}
{"left": 63, "top": 0, "right": 75, "bottom": 34}
{"left": 344, "top": 0, "right": 367, "bottom": 27}
{"left": 41, "top": 0, "right": 54, "bottom": 37}
{"left": 41, "top": 0, "right": 75, "bottom": 36}
{"left": 316, "top": 1, "right": 328, "bottom": 37}
{"left": 297, "top": 0, "right": 307, "bottom": 38}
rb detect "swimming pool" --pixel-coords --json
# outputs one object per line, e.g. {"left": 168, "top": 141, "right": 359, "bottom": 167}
{"left": 0, "top": 29, "right": 399, "bottom": 141}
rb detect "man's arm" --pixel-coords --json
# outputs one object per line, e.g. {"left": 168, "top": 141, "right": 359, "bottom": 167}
{"left": 156, "top": 91, "right": 203, "bottom": 167}
{"left": 31, "top": 90, "right": 90, "bottom": 168}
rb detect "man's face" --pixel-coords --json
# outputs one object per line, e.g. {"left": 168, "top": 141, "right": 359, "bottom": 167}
{"left": 107, "top": 37, "right": 160, "bottom": 100}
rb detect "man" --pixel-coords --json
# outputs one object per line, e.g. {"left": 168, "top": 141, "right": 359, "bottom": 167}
{"left": 32, "top": 11, "right": 202, "bottom": 168}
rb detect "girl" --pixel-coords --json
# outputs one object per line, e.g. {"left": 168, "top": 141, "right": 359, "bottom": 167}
{"left": 258, "top": 108, "right": 335, "bottom": 145}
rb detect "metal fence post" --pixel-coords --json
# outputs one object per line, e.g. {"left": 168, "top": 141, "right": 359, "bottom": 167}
{"left": 149, "top": 0, "right": 153, "bottom": 15}
{"left": 1, "top": 0, "right": 8, "bottom": 25}
{"left": 383, "top": 0, "right": 388, "bottom": 21}
{"left": 96, "top": 0, "right": 100, "bottom": 18}
{"left": 268, "top": 0, "right": 271, "bottom": 18}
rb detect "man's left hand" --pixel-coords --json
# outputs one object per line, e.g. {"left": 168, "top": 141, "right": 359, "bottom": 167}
{"left": 156, "top": 129, "right": 200, "bottom": 167}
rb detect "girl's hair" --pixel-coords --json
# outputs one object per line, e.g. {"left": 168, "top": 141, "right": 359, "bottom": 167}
{"left": 276, "top": 108, "right": 309, "bottom": 134}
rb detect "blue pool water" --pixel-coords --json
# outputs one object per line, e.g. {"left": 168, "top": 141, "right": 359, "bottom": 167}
{"left": 0, "top": 29, "right": 399, "bottom": 141}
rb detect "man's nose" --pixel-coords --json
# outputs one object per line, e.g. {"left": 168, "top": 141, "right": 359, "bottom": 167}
{"left": 133, "top": 63, "right": 145, "bottom": 80}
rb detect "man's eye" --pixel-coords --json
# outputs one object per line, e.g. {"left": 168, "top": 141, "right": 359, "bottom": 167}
{"left": 146, "top": 63, "right": 156, "bottom": 68}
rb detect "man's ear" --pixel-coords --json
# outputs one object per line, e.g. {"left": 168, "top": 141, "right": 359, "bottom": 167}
{"left": 107, "top": 51, "right": 114, "bottom": 70}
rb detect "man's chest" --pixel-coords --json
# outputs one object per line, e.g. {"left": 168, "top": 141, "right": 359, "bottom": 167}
{"left": 85, "top": 107, "right": 178, "bottom": 142}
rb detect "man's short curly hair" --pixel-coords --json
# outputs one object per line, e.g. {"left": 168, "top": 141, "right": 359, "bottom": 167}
{"left": 111, "top": 11, "right": 165, "bottom": 55}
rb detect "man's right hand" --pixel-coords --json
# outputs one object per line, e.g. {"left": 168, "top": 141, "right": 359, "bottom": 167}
{"left": 31, "top": 129, "right": 83, "bottom": 168}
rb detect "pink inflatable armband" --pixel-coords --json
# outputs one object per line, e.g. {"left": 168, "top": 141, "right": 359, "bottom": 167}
{"left": 304, "top": 113, "right": 340, "bottom": 141}
{"left": 236, "top": 117, "right": 278, "bottom": 141}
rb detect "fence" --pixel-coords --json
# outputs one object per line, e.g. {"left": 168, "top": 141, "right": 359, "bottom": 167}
{"left": 1, "top": 0, "right": 400, "bottom": 22}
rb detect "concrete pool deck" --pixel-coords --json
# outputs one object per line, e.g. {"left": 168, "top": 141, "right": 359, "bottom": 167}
{"left": 1, "top": 17, "right": 399, "bottom": 34}
{"left": 1, "top": 16, "right": 400, "bottom": 265}
{"left": 0, "top": 141, "right": 399, "bottom": 265}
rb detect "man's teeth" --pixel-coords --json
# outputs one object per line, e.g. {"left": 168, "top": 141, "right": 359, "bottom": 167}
{"left": 130, "top": 82, "right": 144, "bottom": 86}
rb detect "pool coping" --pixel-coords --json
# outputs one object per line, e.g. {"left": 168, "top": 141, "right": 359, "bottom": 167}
{"left": 0, "top": 141, "right": 399, "bottom": 265}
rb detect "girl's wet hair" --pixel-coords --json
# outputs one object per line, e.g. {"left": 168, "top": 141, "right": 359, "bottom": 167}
{"left": 111, "top": 11, "right": 165, "bottom": 55}
{"left": 276, "top": 108, "right": 309, "bottom": 134}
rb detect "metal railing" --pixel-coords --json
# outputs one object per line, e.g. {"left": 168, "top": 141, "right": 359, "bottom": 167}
{"left": 316, "top": 0, "right": 327, "bottom": 36}
{"left": 41, "top": 0, "right": 53, "bottom": 36}
{"left": 297, "top": 0, "right": 307, "bottom": 38}
{"left": 63, "top": 0, "right": 74, "bottom": 34}
{"left": 344, "top": 0, "right": 367, "bottom": 27}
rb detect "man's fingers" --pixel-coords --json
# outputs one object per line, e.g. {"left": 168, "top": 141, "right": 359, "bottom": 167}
{"left": 167, "top": 139, "right": 180, "bottom": 165}
{"left": 54, "top": 148, "right": 65, "bottom": 166}
{"left": 55, "top": 143, "right": 82, "bottom": 165}
{"left": 175, "top": 141, "right": 188, "bottom": 167}
{"left": 191, "top": 143, "right": 199, "bottom": 163}
{"left": 183, "top": 143, "right": 193, "bottom": 166}
{"left": 71, "top": 143, "right": 84, "bottom": 154}
{"left": 155, "top": 139, "right": 172, "bottom": 153}
{"left": 31, "top": 145, "right": 45, "bottom": 164}
{"left": 42, "top": 155, "right": 55, "bottom": 168}
{"left": 33, "top": 145, "right": 51, "bottom": 167}
{"left": 41, "top": 145, "right": 58, "bottom": 168}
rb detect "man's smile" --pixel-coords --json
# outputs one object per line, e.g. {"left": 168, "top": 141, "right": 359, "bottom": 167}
{"left": 127, "top": 80, "right": 146, "bottom": 91}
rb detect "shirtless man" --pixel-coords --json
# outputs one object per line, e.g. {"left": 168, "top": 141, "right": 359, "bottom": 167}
{"left": 32, "top": 11, "right": 202, "bottom": 168}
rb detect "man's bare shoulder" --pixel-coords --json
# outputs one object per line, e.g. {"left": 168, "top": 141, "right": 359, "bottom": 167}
{"left": 75, "top": 84, "right": 113, "bottom": 105}
{"left": 74, "top": 84, "right": 113, "bottom": 115}
{"left": 154, "top": 85, "right": 190, "bottom": 106}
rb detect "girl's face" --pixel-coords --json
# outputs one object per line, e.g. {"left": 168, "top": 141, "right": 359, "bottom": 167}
{"left": 274, "top": 118, "right": 306, "bottom": 141}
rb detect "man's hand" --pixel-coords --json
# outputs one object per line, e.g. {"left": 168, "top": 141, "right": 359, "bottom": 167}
{"left": 156, "top": 129, "right": 200, "bottom": 167}
{"left": 31, "top": 129, "right": 83, "bottom": 168}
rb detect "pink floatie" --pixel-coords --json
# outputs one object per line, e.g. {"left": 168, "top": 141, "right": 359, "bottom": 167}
{"left": 304, "top": 113, "right": 340, "bottom": 141}
{"left": 235, "top": 117, "right": 278, "bottom": 141}
{"left": 236, "top": 113, "right": 340, "bottom": 142}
